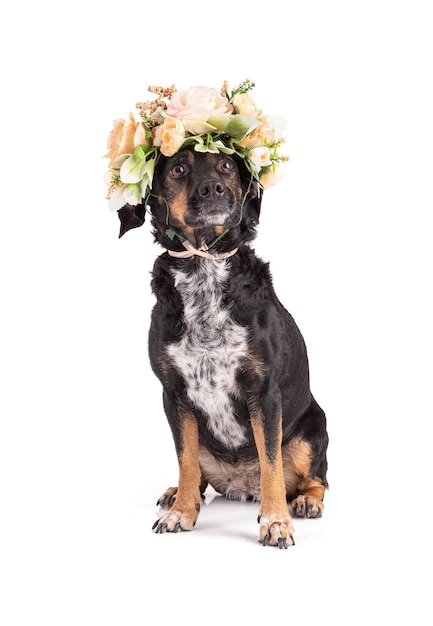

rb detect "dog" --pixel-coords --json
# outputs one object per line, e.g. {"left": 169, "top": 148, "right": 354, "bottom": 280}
{"left": 117, "top": 146, "right": 328, "bottom": 548}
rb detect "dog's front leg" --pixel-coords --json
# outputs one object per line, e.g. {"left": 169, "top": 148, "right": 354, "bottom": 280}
{"left": 153, "top": 413, "right": 202, "bottom": 534}
{"left": 251, "top": 406, "right": 295, "bottom": 549}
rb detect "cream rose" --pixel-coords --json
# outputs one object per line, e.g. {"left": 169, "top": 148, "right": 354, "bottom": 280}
{"left": 250, "top": 146, "right": 272, "bottom": 168}
{"left": 232, "top": 92, "right": 259, "bottom": 118}
{"left": 166, "top": 86, "right": 233, "bottom": 134}
{"left": 259, "top": 165, "right": 284, "bottom": 189}
{"left": 237, "top": 116, "right": 275, "bottom": 149}
{"left": 154, "top": 117, "right": 185, "bottom": 157}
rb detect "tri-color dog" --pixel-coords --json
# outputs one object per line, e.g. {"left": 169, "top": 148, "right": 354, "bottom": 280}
{"left": 117, "top": 145, "right": 329, "bottom": 548}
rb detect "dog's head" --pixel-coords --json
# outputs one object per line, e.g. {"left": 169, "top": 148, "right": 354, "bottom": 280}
{"left": 118, "top": 146, "right": 263, "bottom": 253}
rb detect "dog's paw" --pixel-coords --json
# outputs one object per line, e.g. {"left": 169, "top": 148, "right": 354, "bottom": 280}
{"left": 257, "top": 512, "right": 295, "bottom": 549}
{"left": 152, "top": 503, "right": 200, "bottom": 534}
{"left": 156, "top": 486, "right": 178, "bottom": 509}
{"left": 290, "top": 494, "right": 324, "bottom": 518}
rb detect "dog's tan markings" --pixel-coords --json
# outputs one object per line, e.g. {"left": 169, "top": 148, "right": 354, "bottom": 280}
{"left": 153, "top": 415, "right": 202, "bottom": 533}
{"left": 250, "top": 415, "right": 295, "bottom": 548}
{"left": 282, "top": 438, "right": 325, "bottom": 518}
{"left": 168, "top": 187, "right": 187, "bottom": 224}
{"left": 290, "top": 479, "right": 325, "bottom": 518}
{"left": 281, "top": 438, "right": 312, "bottom": 493}
{"left": 167, "top": 188, "right": 196, "bottom": 244}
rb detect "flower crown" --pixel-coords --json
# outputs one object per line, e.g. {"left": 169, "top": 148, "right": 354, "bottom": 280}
{"left": 104, "top": 79, "right": 288, "bottom": 212}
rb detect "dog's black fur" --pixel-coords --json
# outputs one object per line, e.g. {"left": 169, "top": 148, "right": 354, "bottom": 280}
{"left": 118, "top": 146, "right": 328, "bottom": 548}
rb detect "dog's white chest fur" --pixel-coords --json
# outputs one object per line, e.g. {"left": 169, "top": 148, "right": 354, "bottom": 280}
{"left": 166, "top": 260, "right": 248, "bottom": 448}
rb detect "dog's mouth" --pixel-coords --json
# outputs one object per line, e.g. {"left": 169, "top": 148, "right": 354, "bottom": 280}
{"left": 185, "top": 204, "right": 235, "bottom": 227}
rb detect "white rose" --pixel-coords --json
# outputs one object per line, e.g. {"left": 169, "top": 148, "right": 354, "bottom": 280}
{"left": 166, "top": 86, "right": 233, "bottom": 134}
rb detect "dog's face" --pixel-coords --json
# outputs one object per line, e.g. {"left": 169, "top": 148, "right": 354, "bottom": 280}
{"left": 118, "top": 147, "right": 262, "bottom": 249}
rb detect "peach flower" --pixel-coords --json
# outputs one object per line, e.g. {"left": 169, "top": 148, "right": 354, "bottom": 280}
{"left": 104, "top": 113, "right": 149, "bottom": 166}
{"left": 154, "top": 117, "right": 185, "bottom": 157}
{"left": 259, "top": 165, "right": 284, "bottom": 189}
{"left": 134, "top": 122, "right": 148, "bottom": 147}
{"left": 237, "top": 116, "right": 275, "bottom": 149}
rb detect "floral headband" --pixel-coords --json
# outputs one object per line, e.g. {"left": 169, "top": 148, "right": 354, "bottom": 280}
{"left": 104, "top": 79, "right": 288, "bottom": 212}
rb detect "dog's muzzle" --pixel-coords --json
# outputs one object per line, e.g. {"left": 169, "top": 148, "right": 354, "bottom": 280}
{"left": 188, "top": 179, "right": 236, "bottom": 226}
{"left": 198, "top": 179, "right": 225, "bottom": 201}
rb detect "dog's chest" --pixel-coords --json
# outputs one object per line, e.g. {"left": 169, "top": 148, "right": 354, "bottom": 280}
{"left": 166, "top": 260, "right": 248, "bottom": 448}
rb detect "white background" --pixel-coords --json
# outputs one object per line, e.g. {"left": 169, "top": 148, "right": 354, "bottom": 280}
{"left": 1, "top": 1, "right": 432, "bottom": 624}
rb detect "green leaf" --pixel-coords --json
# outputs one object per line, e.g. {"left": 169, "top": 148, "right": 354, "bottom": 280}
{"left": 225, "top": 114, "right": 259, "bottom": 139}
{"left": 182, "top": 135, "right": 203, "bottom": 148}
{"left": 186, "top": 120, "right": 218, "bottom": 135}
{"left": 134, "top": 144, "right": 146, "bottom": 160}
{"left": 211, "top": 140, "right": 235, "bottom": 154}
{"left": 144, "top": 156, "right": 156, "bottom": 185}
{"left": 194, "top": 142, "right": 210, "bottom": 153}
{"left": 229, "top": 79, "right": 255, "bottom": 98}
{"left": 120, "top": 155, "right": 147, "bottom": 183}
{"left": 165, "top": 228, "right": 177, "bottom": 240}
{"left": 191, "top": 135, "right": 219, "bottom": 154}
{"left": 140, "top": 176, "right": 150, "bottom": 199}
{"left": 206, "top": 115, "right": 230, "bottom": 132}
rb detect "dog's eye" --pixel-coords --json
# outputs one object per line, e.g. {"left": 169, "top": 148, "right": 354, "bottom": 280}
{"left": 170, "top": 164, "right": 187, "bottom": 178}
{"left": 219, "top": 159, "right": 234, "bottom": 173}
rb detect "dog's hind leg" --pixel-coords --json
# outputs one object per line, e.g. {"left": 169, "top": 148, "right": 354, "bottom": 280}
{"left": 250, "top": 404, "right": 295, "bottom": 549}
{"left": 290, "top": 478, "right": 326, "bottom": 518}
{"left": 281, "top": 436, "right": 327, "bottom": 518}
{"left": 153, "top": 413, "right": 203, "bottom": 534}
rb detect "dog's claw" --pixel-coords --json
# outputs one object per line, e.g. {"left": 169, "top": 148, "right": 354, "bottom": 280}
{"left": 258, "top": 512, "right": 295, "bottom": 548}
{"left": 259, "top": 532, "right": 295, "bottom": 549}
{"left": 296, "top": 501, "right": 305, "bottom": 517}
{"left": 156, "top": 487, "right": 178, "bottom": 510}
{"left": 153, "top": 521, "right": 168, "bottom": 534}
{"left": 152, "top": 518, "right": 174, "bottom": 534}
{"left": 291, "top": 494, "right": 324, "bottom": 519}
{"left": 278, "top": 537, "right": 288, "bottom": 549}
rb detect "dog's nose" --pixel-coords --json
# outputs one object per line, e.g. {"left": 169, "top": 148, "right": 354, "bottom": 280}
{"left": 198, "top": 180, "right": 225, "bottom": 200}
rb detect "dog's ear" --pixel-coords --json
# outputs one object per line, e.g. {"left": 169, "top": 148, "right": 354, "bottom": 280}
{"left": 117, "top": 203, "right": 146, "bottom": 238}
